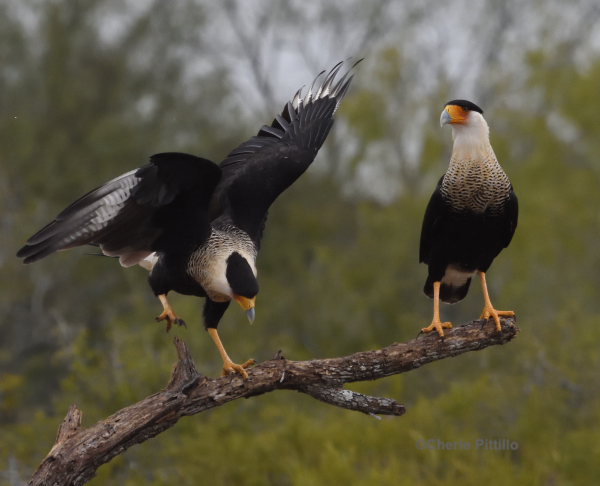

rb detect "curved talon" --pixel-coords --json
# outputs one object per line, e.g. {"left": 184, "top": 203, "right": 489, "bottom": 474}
{"left": 477, "top": 272, "right": 514, "bottom": 333}
{"left": 480, "top": 305, "right": 514, "bottom": 332}
{"left": 421, "top": 319, "right": 452, "bottom": 339}
{"left": 155, "top": 308, "right": 186, "bottom": 333}
{"left": 423, "top": 281, "right": 451, "bottom": 340}
{"left": 156, "top": 294, "right": 186, "bottom": 333}
{"left": 221, "top": 358, "right": 256, "bottom": 380}
{"left": 207, "top": 328, "right": 256, "bottom": 381}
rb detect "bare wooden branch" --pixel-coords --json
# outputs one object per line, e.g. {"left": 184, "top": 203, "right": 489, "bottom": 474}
{"left": 29, "top": 317, "right": 518, "bottom": 486}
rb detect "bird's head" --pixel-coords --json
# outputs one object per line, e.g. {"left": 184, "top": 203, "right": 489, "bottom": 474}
{"left": 226, "top": 252, "right": 259, "bottom": 324}
{"left": 440, "top": 100, "right": 484, "bottom": 126}
{"left": 440, "top": 100, "right": 488, "bottom": 150}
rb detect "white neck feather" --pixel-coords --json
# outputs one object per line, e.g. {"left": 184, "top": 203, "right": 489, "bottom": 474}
{"left": 450, "top": 111, "right": 491, "bottom": 159}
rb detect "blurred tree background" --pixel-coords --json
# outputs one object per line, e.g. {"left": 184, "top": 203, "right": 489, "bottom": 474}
{"left": 2, "top": 0, "right": 600, "bottom": 484}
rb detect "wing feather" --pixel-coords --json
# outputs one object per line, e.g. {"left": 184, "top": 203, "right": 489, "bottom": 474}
{"left": 501, "top": 185, "right": 518, "bottom": 248}
{"left": 211, "top": 61, "right": 359, "bottom": 244}
{"left": 419, "top": 176, "right": 447, "bottom": 264}
{"left": 17, "top": 153, "right": 221, "bottom": 265}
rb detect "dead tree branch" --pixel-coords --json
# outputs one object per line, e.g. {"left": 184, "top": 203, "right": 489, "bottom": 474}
{"left": 29, "top": 316, "right": 518, "bottom": 486}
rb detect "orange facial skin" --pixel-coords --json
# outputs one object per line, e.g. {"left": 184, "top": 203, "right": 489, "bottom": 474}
{"left": 444, "top": 104, "right": 470, "bottom": 124}
{"left": 233, "top": 294, "right": 255, "bottom": 311}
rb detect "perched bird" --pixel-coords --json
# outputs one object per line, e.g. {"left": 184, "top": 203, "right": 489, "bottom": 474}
{"left": 419, "top": 100, "right": 518, "bottom": 338}
{"left": 17, "top": 61, "right": 357, "bottom": 379}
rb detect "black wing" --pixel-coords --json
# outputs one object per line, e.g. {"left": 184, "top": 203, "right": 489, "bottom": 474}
{"left": 500, "top": 184, "right": 518, "bottom": 248}
{"left": 419, "top": 176, "right": 447, "bottom": 264}
{"left": 17, "top": 153, "right": 222, "bottom": 266}
{"left": 209, "top": 61, "right": 358, "bottom": 245}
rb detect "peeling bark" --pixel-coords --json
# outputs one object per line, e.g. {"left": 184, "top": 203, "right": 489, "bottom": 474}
{"left": 29, "top": 317, "right": 518, "bottom": 486}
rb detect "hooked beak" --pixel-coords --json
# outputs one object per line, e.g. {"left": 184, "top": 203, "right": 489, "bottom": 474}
{"left": 440, "top": 109, "right": 451, "bottom": 127}
{"left": 233, "top": 294, "right": 256, "bottom": 324}
{"left": 440, "top": 105, "right": 469, "bottom": 126}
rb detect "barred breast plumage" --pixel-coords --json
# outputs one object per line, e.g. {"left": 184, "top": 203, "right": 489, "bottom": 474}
{"left": 419, "top": 100, "right": 518, "bottom": 339}
{"left": 16, "top": 60, "right": 359, "bottom": 379}
{"left": 440, "top": 147, "right": 511, "bottom": 215}
{"left": 187, "top": 224, "right": 257, "bottom": 302}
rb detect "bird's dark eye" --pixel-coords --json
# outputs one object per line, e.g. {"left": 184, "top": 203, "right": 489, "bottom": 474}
{"left": 462, "top": 106, "right": 468, "bottom": 112}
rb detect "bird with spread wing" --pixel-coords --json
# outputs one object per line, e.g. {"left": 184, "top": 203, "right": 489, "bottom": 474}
{"left": 419, "top": 100, "right": 518, "bottom": 339}
{"left": 17, "top": 61, "right": 357, "bottom": 379}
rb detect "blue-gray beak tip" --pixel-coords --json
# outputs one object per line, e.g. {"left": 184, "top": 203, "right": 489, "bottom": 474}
{"left": 246, "top": 308, "right": 255, "bottom": 324}
{"left": 440, "top": 109, "right": 451, "bottom": 127}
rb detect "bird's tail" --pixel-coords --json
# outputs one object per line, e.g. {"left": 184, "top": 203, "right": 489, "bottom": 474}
{"left": 424, "top": 275, "right": 472, "bottom": 304}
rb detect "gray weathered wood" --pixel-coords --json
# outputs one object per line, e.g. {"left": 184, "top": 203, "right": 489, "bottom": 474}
{"left": 29, "top": 317, "right": 518, "bottom": 486}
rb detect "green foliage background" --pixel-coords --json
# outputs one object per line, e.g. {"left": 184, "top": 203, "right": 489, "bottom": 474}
{"left": 2, "top": 1, "right": 600, "bottom": 484}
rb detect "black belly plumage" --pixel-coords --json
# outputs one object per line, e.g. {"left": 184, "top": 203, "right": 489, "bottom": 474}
{"left": 16, "top": 61, "right": 359, "bottom": 378}
{"left": 422, "top": 208, "right": 515, "bottom": 304}
{"left": 418, "top": 100, "right": 518, "bottom": 339}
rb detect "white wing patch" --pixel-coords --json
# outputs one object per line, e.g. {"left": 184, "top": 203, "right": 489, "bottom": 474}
{"left": 84, "top": 174, "right": 140, "bottom": 233}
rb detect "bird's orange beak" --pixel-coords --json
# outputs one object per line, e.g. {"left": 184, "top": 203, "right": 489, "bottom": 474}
{"left": 440, "top": 105, "right": 469, "bottom": 126}
{"left": 233, "top": 294, "right": 256, "bottom": 324}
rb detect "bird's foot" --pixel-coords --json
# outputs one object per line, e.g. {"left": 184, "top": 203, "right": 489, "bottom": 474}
{"left": 419, "top": 318, "right": 452, "bottom": 339}
{"left": 155, "top": 307, "right": 186, "bottom": 333}
{"left": 221, "top": 358, "right": 256, "bottom": 380}
{"left": 480, "top": 306, "right": 514, "bottom": 332}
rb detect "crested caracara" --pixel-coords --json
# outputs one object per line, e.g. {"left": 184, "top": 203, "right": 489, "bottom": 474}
{"left": 419, "top": 100, "right": 518, "bottom": 338}
{"left": 17, "top": 61, "right": 358, "bottom": 379}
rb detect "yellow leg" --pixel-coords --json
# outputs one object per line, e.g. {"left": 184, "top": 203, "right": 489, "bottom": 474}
{"left": 478, "top": 271, "right": 514, "bottom": 332}
{"left": 421, "top": 281, "right": 452, "bottom": 338}
{"left": 207, "top": 328, "right": 256, "bottom": 380}
{"left": 155, "top": 294, "right": 186, "bottom": 332}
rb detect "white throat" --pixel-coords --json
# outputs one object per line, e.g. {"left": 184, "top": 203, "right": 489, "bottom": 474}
{"left": 450, "top": 111, "right": 491, "bottom": 159}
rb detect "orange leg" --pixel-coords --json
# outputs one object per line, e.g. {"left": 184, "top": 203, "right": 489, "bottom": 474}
{"left": 207, "top": 328, "right": 256, "bottom": 380}
{"left": 420, "top": 281, "right": 452, "bottom": 338}
{"left": 155, "top": 294, "right": 186, "bottom": 333}
{"left": 478, "top": 271, "right": 514, "bottom": 332}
